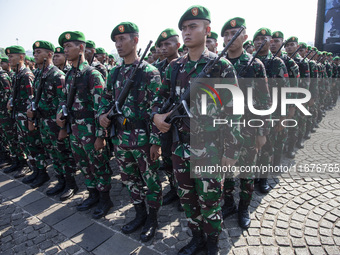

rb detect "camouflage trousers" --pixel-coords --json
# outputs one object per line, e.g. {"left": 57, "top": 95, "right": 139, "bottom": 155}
{"left": 0, "top": 113, "right": 25, "bottom": 161}
{"left": 38, "top": 117, "right": 76, "bottom": 176}
{"left": 331, "top": 83, "right": 339, "bottom": 105}
{"left": 307, "top": 103, "right": 318, "bottom": 131}
{"left": 69, "top": 123, "right": 111, "bottom": 192}
{"left": 172, "top": 153, "right": 224, "bottom": 236}
{"left": 114, "top": 143, "right": 162, "bottom": 209}
{"left": 224, "top": 126, "right": 256, "bottom": 202}
{"left": 162, "top": 156, "right": 176, "bottom": 188}
{"left": 15, "top": 112, "right": 46, "bottom": 169}
{"left": 297, "top": 107, "right": 308, "bottom": 137}
{"left": 257, "top": 126, "right": 288, "bottom": 177}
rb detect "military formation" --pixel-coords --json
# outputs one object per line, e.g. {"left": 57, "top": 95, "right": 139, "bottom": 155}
{"left": 0, "top": 5, "right": 339, "bottom": 255}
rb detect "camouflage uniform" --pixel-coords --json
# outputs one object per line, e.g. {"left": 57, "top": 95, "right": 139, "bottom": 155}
{"left": 0, "top": 71, "right": 25, "bottom": 163}
{"left": 292, "top": 53, "right": 310, "bottom": 142}
{"left": 99, "top": 59, "right": 162, "bottom": 209}
{"left": 224, "top": 50, "right": 271, "bottom": 203}
{"left": 59, "top": 61, "right": 111, "bottom": 192}
{"left": 306, "top": 56, "right": 319, "bottom": 136}
{"left": 324, "top": 59, "right": 333, "bottom": 108}
{"left": 257, "top": 51, "right": 290, "bottom": 168}
{"left": 92, "top": 61, "right": 108, "bottom": 82}
{"left": 9, "top": 65, "right": 47, "bottom": 173}
{"left": 153, "top": 49, "right": 243, "bottom": 236}
{"left": 33, "top": 64, "right": 76, "bottom": 178}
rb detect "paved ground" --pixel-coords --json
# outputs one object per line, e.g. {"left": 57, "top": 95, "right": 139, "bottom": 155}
{"left": 0, "top": 100, "right": 339, "bottom": 255}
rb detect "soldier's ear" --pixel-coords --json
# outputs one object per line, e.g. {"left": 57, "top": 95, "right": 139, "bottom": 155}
{"left": 206, "top": 26, "right": 211, "bottom": 35}
{"left": 177, "top": 43, "right": 181, "bottom": 49}
{"left": 134, "top": 36, "right": 139, "bottom": 45}
{"left": 243, "top": 34, "right": 248, "bottom": 42}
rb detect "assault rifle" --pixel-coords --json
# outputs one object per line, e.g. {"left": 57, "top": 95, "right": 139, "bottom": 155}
{"left": 302, "top": 50, "right": 313, "bottom": 62}
{"left": 31, "top": 58, "right": 46, "bottom": 127}
{"left": 61, "top": 54, "right": 82, "bottom": 134}
{"left": 9, "top": 64, "right": 20, "bottom": 119}
{"left": 106, "top": 40, "right": 153, "bottom": 138}
{"left": 238, "top": 38, "right": 268, "bottom": 77}
{"left": 160, "top": 25, "right": 246, "bottom": 124}
{"left": 308, "top": 51, "right": 318, "bottom": 63}
{"left": 289, "top": 45, "right": 302, "bottom": 60}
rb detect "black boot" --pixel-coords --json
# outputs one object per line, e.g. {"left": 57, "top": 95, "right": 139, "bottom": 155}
{"left": 77, "top": 188, "right": 99, "bottom": 211}
{"left": 22, "top": 166, "right": 39, "bottom": 184}
{"left": 163, "top": 184, "right": 179, "bottom": 205}
{"left": 92, "top": 191, "right": 113, "bottom": 219}
{"left": 14, "top": 161, "right": 31, "bottom": 178}
{"left": 178, "top": 229, "right": 207, "bottom": 255}
{"left": 304, "top": 122, "right": 312, "bottom": 139}
{"left": 3, "top": 158, "right": 21, "bottom": 173}
{"left": 122, "top": 202, "right": 147, "bottom": 234}
{"left": 259, "top": 178, "right": 270, "bottom": 194}
{"left": 286, "top": 136, "right": 297, "bottom": 159}
{"left": 140, "top": 207, "right": 158, "bottom": 242}
{"left": 30, "top": 169, "right": 50, "bottom": 188}
{"left": 222, "top": 195, "right": 237, "bottom": 219}
{"left": 206, "top": 234, "right": 220, "bottom": 255}
{"left": 60, "top": 174, "right": 78, "bottom": 201}
{"left": 0, "top": 153, "right": 11, "bottom": 168}
{"left": 46, "top": 175, "right": 66, "bottom": 196}
{"left": 238, "top": 200, "right": 251, "bottom": 229}
{"left": 273, "top": 154, "right": 282, "bottom": 167}
{"left": 296, "top": 133, "right": 304, "bottom": 149}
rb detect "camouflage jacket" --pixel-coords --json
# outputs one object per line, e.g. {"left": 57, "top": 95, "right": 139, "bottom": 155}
{"left": 58, "top": 61, "right": 105, "bottom": 137}
{"left": 293, "top": 53, "right": 310, "bottom": 91}
{"left": 6, "top": 70, "right": 15, "bottom": 81}
{"left": 9, "top": 65, "right": 34, "bottom": 113}
{"left": 0, "top": 70, "right": 12, "bottom": 113}
{"left": 257, "top": 51, "right": 290, "bottom": 117}
{"left": 92, "top": 61, "right": 108, "bottom": 82}
{"left": 98, "top": 59, "right": 162, "bottom": 147}
{"left": 317, "top": 63, "right": 326, "bottom": 93}
{"left": 308, "top": 59, "right": 319, "bottom": 99}
{"left": 227, "top": 49, "right": 271, "bottom": 136}
{"left": 152, "top": 49, "right": 243, "bottom": 160}
{"left": 280, "top": 52, "right": 300, "bottom": 91}
{"left": 32, "top": 64, "right": 65, "bottom": 119}
{"left": 155, "top": 59, "right": 169, "bottom": 80}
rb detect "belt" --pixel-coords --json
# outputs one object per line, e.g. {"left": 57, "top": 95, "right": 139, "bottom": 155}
{"left": 117, "top": 119, "right": 147, "bottom": 131}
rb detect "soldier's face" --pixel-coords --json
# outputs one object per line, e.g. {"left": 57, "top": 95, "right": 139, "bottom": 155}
{"left": 285, "top": 42, "right": 298, "bottom": 54}
{"left": 8, "top": 54, "right": 22, "bottom": 68}
{"left": 63, "top": 42, "right": 80, "bottom": 62}
{"left": 206, "top": 38, "right": 217, "bottom": 53}
{"left": 53, "top": 53, "right": 65, "bottom": 66}
{"left": 96, "top": 54, "right": 105, "bottom": 63}
{"left": 1, "top": 62, "right": 9, "bottom": 70}
{"left": 33, "top": 49, "right": 49, "bottom": 65}
{"left": 223, "top": 28, "right": 246, "bottom": 52}
{"left": 85, "top": 48, "right": 94, "bottom": 62}
{"left": 270, "top": 38, "right": 283, "bottom": 54}
{"left": 254, "top": 36, "right": 270, "bottom": 54}
{"left": 159, "top": 38, "right": 179, "bottom": 59}
{"left": 298, "top": 48, "right": 307, "bottom": 57}
{"left": 181, "top": 20, "right": 209, "bottom": 49}
{"left": 246, "top": 46, "right": 254, "bottom": 54}
{"left": 114, "top": 34, "right": 137, "bottom": 58}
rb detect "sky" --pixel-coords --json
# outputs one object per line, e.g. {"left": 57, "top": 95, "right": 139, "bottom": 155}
{"left": 0, "top": 0, "right": 319, "bottom": 56}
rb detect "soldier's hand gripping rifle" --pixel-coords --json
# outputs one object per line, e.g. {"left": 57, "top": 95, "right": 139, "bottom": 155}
{"left": 31, "top": 58, "right": 46, "bottom": 127}
{"left": 160, "top": 25, "right": 246, "bottom": 126}
{"left": 238, "top": 38, "right": 268, "bottom": 77}
{"left": 9, "top": 63, "right": 20, "bottom": 119}
{"left": 61, "top": 54, "right": 82, "bottom": 134}
{"left": 107, "top": 40, "right": 153, "bottom": 138}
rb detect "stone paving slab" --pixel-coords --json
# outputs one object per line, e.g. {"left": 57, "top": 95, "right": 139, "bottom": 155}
{"left": 70, "top": 223, "right": 114, "bottom": 252}
{"left": 53, "top": 213, "right": 94, "bottom": 238}
{"left": 36, "top": 203, "right": 76, "bottom": 226}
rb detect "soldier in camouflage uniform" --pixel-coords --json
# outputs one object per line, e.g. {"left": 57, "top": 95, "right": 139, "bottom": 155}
{"left": 243, "top": 40, "right": 255, "bottom": 54}
{"left": 95, "top": 47, "right": 108, "bottom": 68}
{"left": 25, "top": 40, "right": 78, "bottom": 200}
{"left": 332, "top": 56, "right": 339, "bottom": 105}
{"left": 253, "top": 28, "right": 290, "bottom": 193}
{"left": 1, "top": 57, "right": 16, "bottom": 80}
{"left": 53, "top": 47, "right": 71, "bottom": 74}
{"left": 56, "top": 31, "right": 112, "bottom": 219}
{"left": 153, "top": 6, "right": 243, "bottom": 254}
{"left": 5, "top": 45, "right": 49, "bottom": 186}
{"left": 324, "top": 52, "right": 334, "bottom": 110}
{"left": 285, "top": 36, "right": 310, "bottom": 150}
{"left": 221, "top": 18, "right": 271, "bottom": 229}
{"left": 270, "top": 31, "right": 301, "bottom": 159}
{"left": 298, "top": 42, "right": 319, "bottom": 140}
{"left": 154, "top": 28, "right": 182, "bottom": 209}
{"left": 0, "top": 56, "right": 25, "bottom": 169}
{"left": 99, "top": 22, "right": 162, "bottom": 242}
{"left": 206, "top": 31, "right": 218, "bottom": 53}
{"left": 85, "top": 41, "right": 108, "bottom": 81}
